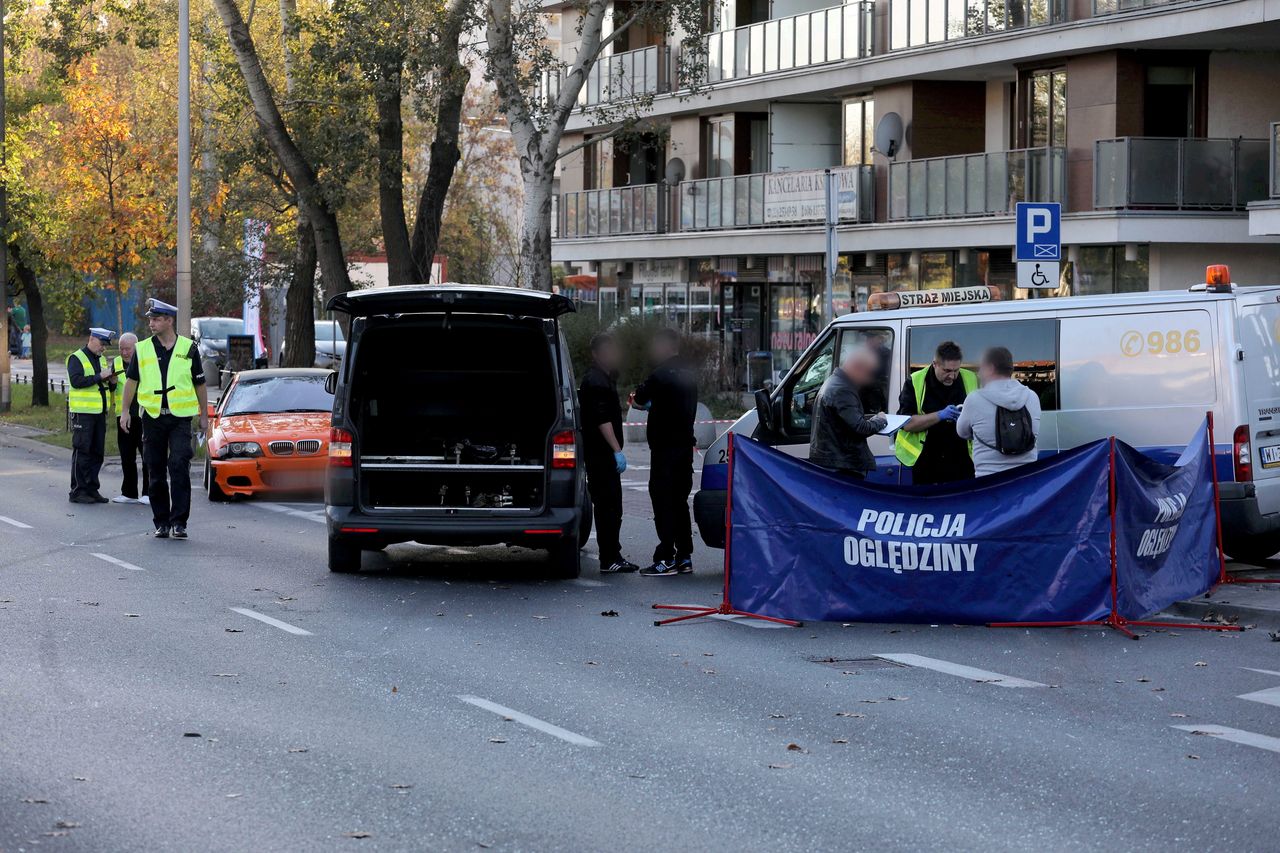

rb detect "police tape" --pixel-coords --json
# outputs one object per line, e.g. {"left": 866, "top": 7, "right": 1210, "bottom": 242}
{"left": 621, "top": 419, "right": 738, "bottom": 427}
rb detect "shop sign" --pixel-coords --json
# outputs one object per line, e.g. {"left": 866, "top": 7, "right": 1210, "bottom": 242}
{"left": 763, "top": 167, "right": 861, "bottom": 224}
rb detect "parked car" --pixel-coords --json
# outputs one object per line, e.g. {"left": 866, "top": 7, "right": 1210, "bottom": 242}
{"left": 191, "top": 316, "right": 245, "bottom": 387}
{"left": 204, "top": 368, "right": 335, "bottom": 501}
{"left": 279, "top": 320, "right": 347, "bottom": 368}
{"left": 323, "top": 285, "right": 591, "bottom": 576}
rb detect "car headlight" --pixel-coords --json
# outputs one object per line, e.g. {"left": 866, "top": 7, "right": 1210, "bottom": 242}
{"left": 218, "top": 441, "right": 263, "bottom": 459}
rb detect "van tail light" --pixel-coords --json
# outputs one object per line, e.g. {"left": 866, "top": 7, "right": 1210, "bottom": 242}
{"left": 552, "top": 430, "right": 577, "bottom": 469}
{"left": 1233, "top": 424, "right": 1252, "bottom": 483}
{"left": 329, "top": 428, "right": 353, "bottom": 468}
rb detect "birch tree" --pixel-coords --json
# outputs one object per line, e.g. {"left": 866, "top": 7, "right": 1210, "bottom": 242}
{"left": 483, "top": 0, "right": 707, "bottom": 291}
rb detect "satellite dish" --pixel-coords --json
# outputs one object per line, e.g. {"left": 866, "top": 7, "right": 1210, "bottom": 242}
{"left": 874, "top": 113, "right": 904, "bottom": 159}
{"left": 664, "top": 157, "right": 686, "bottom": 185}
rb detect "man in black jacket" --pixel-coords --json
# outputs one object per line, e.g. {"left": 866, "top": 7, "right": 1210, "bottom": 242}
{"left": 633, "top": 328, "right": 698, "bottom": 577}
{"left": 578, "top": 333, "right": 639, "bottom": 574}
{"left": 809, "top": 347, "right": 887, "bottom": 479}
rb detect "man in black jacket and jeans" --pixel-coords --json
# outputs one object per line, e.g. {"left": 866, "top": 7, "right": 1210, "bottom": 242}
{"left": 633, "top": 328, "right": 698, "bottom": 577}
{"left": 578, "top": 333, "right": 639, "bottom": 574}
{"left": 809, "top": 347, "right": 887, "bottom": 479}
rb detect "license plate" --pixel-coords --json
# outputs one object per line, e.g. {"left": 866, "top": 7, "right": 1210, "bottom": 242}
{"left": 1262, "top": 445, "right": 1280, "bottom": 469}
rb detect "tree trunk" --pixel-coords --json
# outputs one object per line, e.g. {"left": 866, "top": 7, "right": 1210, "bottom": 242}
{"left": 114, "top": 282, "right": 124, "bottom": 337}
{"left": 519, "top": 164, "right": 555, "bottom": 292}
{"left": 14, "top": 249, "right": 49, "bottom": 407}
{"left": 211, "top": 0, "right": 351, "bottom": 296}
{"left": 376, "top": 74, "right": 417, "bottom": 285}
{"left": 282, "top": 216, "right": 318, "bottom": 368}
{"left": 408, "top": 0, "right": 469, "bottom": 284}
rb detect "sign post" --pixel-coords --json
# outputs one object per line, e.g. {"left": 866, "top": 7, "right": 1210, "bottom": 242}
{"left": 1015, "top": 202, "right": 1061, "bottom": 290}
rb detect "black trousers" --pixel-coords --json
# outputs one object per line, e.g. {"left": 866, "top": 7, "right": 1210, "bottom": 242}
{"left": 648, "top": 445, "right": 694, "bottom": 563}
{"left": 116, "top": 415, "right": 149, "bottom": 499}
{"left": 70, "top": 412, "right": 106, "bottom": 498}
{"left": 585, "top": 456, "right": 623, "bottom": 565}
{"left": 143, "top": 414, "right": 193, "bottom": 527}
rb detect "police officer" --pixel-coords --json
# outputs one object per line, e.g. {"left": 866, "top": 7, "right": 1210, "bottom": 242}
{"left": 894, "top": 340, "right": 977, "bottom": 485}
{"left": 633, "top": 328, "right": 698, "bottom": 577}
{"left": 110, "top": 332, "right": 149, "bottom": 504}
{"left": 67, "top": 328, "right": 116, "bottom": 504}
{"left": 578, "top": 332, "right": 638, "bottom": 574}
{"left": 119, "top": 300, "right": 209, "bottom": 540}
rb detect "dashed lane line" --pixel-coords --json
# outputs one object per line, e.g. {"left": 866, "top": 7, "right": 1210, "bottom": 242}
{"left": 0, "top": 515, "right": 33, "bottom": 529}
{"left": 1173, "top": 725, "right": 1280, "bottom": 755}
{"left": 873, "top": 653, "right": 1047, "bottom": 688}
{"left": 456, "top": 694, "right": 601, "bottom": 747}
{"left": 91, "top": 552, "right": 145, "bottom": 572}
{"left": 229, "top": 607, "right": 313, "bottom": 636}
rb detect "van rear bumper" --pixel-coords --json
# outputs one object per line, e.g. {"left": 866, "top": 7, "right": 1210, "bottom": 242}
{"left": 326, "top": 505, "right": 579, "bottom": 549}
{"left": 1218, "top": 483, "right": 1280, "bottom": 538}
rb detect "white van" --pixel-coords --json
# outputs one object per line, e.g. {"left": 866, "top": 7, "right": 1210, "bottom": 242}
{"left": 694, "top": 272, "right": 1280, "bottom": 563}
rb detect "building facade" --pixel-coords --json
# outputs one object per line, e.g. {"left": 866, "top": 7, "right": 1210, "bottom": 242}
{"left": 548, "top": 0, "right": 1280, "bottom": 390}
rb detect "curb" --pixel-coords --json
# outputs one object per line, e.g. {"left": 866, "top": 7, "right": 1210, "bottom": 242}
{"left": 1161, "top": 594, "right": 1280, "bottom": 631}
{"left": 0, "top": 428, "right": 73, "bottom": 460}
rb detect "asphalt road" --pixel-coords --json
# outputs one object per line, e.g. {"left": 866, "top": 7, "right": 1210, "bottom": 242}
{"left": 2, "top": 438, "right": 1280, "bottom": 852}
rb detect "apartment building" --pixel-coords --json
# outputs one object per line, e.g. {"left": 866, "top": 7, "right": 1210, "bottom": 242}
{"left": 548, "top": 0, "right": 1280, "bottom": 387}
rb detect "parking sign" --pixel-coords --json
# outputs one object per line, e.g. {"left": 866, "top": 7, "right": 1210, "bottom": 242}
{"left": 1015, "top": 202, "right": 1061, "bottom": 262}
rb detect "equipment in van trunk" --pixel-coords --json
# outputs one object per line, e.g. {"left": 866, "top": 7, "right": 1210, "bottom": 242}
{"left": 324, "top": 285, "right": 589, "bottom": 577}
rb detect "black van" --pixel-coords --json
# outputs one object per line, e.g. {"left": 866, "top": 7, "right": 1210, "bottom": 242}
{"left": 323, "top": 285, "right": 591, "bottom": 576}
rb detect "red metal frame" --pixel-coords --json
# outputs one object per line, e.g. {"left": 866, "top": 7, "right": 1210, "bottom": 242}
{"left": 652, "top": 432, "right": 802, "bottom": 628}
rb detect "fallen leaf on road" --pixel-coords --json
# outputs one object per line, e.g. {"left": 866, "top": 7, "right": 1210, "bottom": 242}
{"left": 859, "top": 699, "right": 880, "bottom": 704}
{"left": 183, "top": 732, "right": 202, "bottom": 738}
{"left": 277, "top": 596, "right": 296, "bottom": 603}
{"left": 224, "top": 628, "right": 243, "bottom": 633}
{"left": 1171, "top": 713, "right": 1188, "bottom": 718}
{"left": 1114, "top": 680, "right": 1125, "bottom": 684}
{"left": 1268, "top": 632, "right": 1280, "bottom": 642}
{"left": 21, "top": 797, "right": 50, "bottom": 804}
{"left": 488, "top": 737, "right": 508, "bottom": 744}
{"left": 766, "top": 763, "right": 793, "bottom": 770}
{"left": 532, "top": 615, "right": 549, "bottom": 620}
{"left": 391, "top": 686, "right": 398, "bottom": 693}
{"left": 212, "top": 673, "right": 238, "bottom": 678}
{"left": 389, "top": 784, "right": 413, "bottom": 790}
{"left": 124, "top": 613, "right": 140, "bottom": 618}
{"left": 343, "top": 831, "right": 373, "bottom": 839}
{"left": 1194, "top": 661, "right": 1208, "bottom": 667}
{"left": 55, "top": 821, "right": 80, "bottom": 829}
{"left": 226, "top": 793, "right": 242, "bottom": 799}
{"left": 585, "top": 661, "right": 599, "bottom": 666}
{"left": 835, "top": 712, "right": 866, "bottom": 718}
{"left": 600, "top": 610, "right": 619, "bottom": 617}
{"left": 288, "top": 747, "right": 308, "bottom": 753}
{"left": 702, "top": 669, "right": 716, "bottom": 675}
{"left": 1187, "top": 754, "right": 1200, "bottom": 760}
{"left": 1137, "top": 677, "right": 1151, "bottom": 683}
{"left": 702, "top": 652, "right": 714, "bottom": 657}
{"left": 786, "top": 743, "right": 807, "bottom": 753}
{"left": 1152, "top": 687, "right": 1166, "bottom": 692}
{"left": 888, "top": 696, "right": 910, "bottom": 701}
{"left": 82, "top": 601, "right": 99, "bottom": 607}
{"left": 1189, "top": 730, "right": 1214, "bottom": 736}
{"left": 72, "top": 777, "right": 88, "bottom": 782}
{"left": 768, "top": 713, "right": 787, "bottom": 719}
{"left": 832, "top": 738, "right": 849, "bottom": 744}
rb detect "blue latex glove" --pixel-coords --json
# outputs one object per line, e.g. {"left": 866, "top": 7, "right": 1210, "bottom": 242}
{"left": 614, "top": 451, "right": 627, "bottom": 474}
{"left": 937, "top": 405, "right": 962, "bottom": 422}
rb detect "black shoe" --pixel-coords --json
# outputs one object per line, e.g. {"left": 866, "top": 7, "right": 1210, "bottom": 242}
{"left": 69, "top": 493, "right": 97, "bottom": 505}
{"left": 640, "top": 560, "right": 678, "bottom": 577}
{"left": 601, "top": 559, "right": 640, "bottom": 574}
{"left": 676, "top": 557, "right": 694, "bottom": 574}
{"left": 154, "top": 526, "right": 170, "bottom": 539}
{"left": 171, "top": 526, "right": 188, "bottom": 540}
{"left": 90, "top": 492, "right": 110, "bottom": 504}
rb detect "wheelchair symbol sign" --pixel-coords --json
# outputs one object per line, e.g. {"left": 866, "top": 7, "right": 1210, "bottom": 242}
{"left": 1017, "top": 261, "right": 1059, "bottom": 289}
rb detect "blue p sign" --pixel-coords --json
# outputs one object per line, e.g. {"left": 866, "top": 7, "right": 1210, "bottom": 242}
{"left": 1016, "top": 202, "right": 1061, "bottom": 262}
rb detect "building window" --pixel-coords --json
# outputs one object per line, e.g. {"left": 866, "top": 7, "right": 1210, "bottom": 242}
{"left": 1066, "top": 246, "right": 1149, "bottom": 296}
{"left": 842, "top": 97, "right": 875, "bottom": 166}
{"left": 1024, "top": 67, "right": 1066, "bottom": 149}
{"left": 583, "top": 136, "right": 613, "bottom": 190}
{"left": 702, "top": 116, "right": 735, "bottom": 178}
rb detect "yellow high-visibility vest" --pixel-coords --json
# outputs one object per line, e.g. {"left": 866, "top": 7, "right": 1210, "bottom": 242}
{"left": 109, "top": 355, "right": 126, "bottom": 414}
{"left": 894, "top": 367, "right": 978, "bottom": 466}
{"left": 67, "top": 350, "right": 106, "bottom": 415}
{"left": 135, "top": 336, "right": 199, "bottom": 418}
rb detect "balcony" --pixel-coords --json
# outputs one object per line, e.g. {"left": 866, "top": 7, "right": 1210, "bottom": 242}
{"left": 1094, "top": 137, "right": 1270, "bottom": 211}
{"left": 559, "top": 184, "right": 665, "bottom": 239}
{"left": 887, "top": 0, "right": 1064, "bottom": 51}
{"left": 700, "top": 2, "right": 872, "bottom": 84}
{"left": 541, "top": 45, "right": 672, "bottom": 108}
{"left": 888, "top": 148, "right": 1064, "bottom": 220}
{"left": 1092, "top": 0, "right": 1202, "bottom": 15}
{"left": 679, "top": 166, "right": 873, "bottom": 231}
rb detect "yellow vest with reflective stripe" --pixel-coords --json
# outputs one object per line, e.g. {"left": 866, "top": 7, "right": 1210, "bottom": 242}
{"left": 109, "top": 355, "right": 126, "bottom": 414}
{"left": 67, "top": 350, "right": 106, "bottom": 414}
{"left": 894, "top": 367, "right": 978, "bottom": 466}
{"left": 135, "top": 336, "right": 199, "bottom": 418}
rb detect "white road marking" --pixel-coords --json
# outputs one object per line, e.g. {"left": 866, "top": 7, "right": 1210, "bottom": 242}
{"left": 1238, "top": 687, "right": 1280, "bottom": 709}
{"left": 1241, "top": 667, "right": 1280, "bottom": 678}
{"left": 91, "top": 552, "right": 144, "bottom": 572}
{"left": 229, "top": 607, "right": 313, "bottom": 636}
{"left": 0, "top": 515, "right": 33, "bottom": 529}
{"left": 873, "top": 653, "right": 1046, "bottom": 688}
{"left": 258, "top": 502, "right": 325, "bottom": 524}
{"left": 1173, "top": 724, "right": 1280, "bottom": 754}
{"left": 456, "top": 695, "right": 601, "bottom": 747}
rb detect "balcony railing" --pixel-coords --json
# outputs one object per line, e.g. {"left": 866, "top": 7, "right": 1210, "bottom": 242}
{"left": 1092, "top": 0, "right": 1201, "bottom": 15}
{"left": 887, "top": 0, "right": 1064, "bottom": 51}
{"left": 700, "top": 2, "right": 872, "bottom": 84}
{"left": 888, "top": 148, "right": 1064, "bottom": 220}
{"left": 1271, "top": 122, "right": 1279, "bottom": 198}
{"left": 541, "top": 45, "right": 672, "bottom": 108}
{"left": 1094, "top": 137, "right": 1270, "bottom": 211}
{"left": 559, "top": 184, "right": 665, "bottom": 239}
{"left": 679, "top": 166, "right": 873, "bottom": 231}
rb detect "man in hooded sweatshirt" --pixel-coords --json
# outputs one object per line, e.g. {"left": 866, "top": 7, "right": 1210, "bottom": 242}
{"left": 955, "top": 346, "right": 1041, "bottom": 478}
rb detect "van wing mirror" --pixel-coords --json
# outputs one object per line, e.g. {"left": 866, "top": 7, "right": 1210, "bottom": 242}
{"left": 754, "top": 389, "right": 775, "bottom": 433}
{"left": 324, "top": 370, "right": 338, "bottom": 396}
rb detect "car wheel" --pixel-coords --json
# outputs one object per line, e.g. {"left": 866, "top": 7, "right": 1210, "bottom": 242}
{"left": 548, "top": 533, "right": 582, "bottom": 579}
{"left": 205, "top": 458, "right": 231, "bottom": 503}
{"left": 1222, "top": 532, "right": 1280, "bottom": 566}
{"left": 328, "top": 536, "right": 361, "bottom": 573}
{"left": 578, "top": 498, "right": 593, "bottom": 550}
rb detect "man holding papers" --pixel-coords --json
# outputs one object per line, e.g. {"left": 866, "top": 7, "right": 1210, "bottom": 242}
{"left": 809, "top": 347, "right": 888, "bottom": 480}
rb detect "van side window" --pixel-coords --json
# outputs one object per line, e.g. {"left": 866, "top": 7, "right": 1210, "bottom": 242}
{"left": 908, "top": 320, "right": 1059, "bottom": 411}
{"left": 782, "top": 333, "right": 839, "bottom": 435}
{"left": 840, "top": 328, "right": 895, "bottom": 414}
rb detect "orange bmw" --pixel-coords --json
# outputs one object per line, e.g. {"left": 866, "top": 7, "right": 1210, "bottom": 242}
{"left": 203, "top": 368, "right": 334, "bottom": 501}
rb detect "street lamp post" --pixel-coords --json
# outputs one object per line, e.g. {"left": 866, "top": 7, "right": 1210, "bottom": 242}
{"left": 823, "top": 168, "right": 838, "bottom": 326}
{"left": 176, "top": 0, "right": 192, "bottom": 334}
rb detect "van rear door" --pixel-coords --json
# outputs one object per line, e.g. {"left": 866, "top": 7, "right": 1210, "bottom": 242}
{"left": 1237, "top": 293, "right": 1280, "bottom": 514}
{"left": 327, "top": 285, "right": 575, "bottom": 319}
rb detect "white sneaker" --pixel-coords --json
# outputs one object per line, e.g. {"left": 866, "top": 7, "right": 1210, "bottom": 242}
{"left": 139, "top": 496, "right": 151, "bottom": 505}
{"left": 111, "top": 495, "right": 136, "bottom": 504}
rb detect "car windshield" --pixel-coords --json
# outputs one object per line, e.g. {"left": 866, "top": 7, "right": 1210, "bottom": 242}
{"left": 314, "top": 322, "right": 344, "bottom": 343}
{"left": 198, "top": 319, "right": 244, "bottom": 340}
{"left": 222, "top": 375, "right": 333, "bottom": 416}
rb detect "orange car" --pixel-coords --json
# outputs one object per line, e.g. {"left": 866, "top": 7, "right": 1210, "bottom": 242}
{"left": 203, "top": 368, "right": 334, "bottom": 501}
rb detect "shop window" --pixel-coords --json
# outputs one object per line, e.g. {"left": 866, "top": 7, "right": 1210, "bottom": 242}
{"left": 908, "top": 319, "right": 1059, "bottom": 410}
{"left": 1067, "top": 246, "right": 1148, "bottom": 296}
{"left": 920, "top": 252, "right": 954, "bottom": 290}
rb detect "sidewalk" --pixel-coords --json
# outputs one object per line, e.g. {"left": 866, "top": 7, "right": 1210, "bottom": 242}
{"left": 1164, "top": 567, "right": 1280, "bottom": 630}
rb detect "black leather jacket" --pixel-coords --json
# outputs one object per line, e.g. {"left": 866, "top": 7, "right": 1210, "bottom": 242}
{"left": 808, "top": 370, "right": 885, "bottom": 474}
